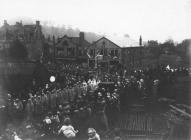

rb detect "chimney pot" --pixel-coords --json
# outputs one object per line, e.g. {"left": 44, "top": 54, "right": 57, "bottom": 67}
{"left": 79, "top": 32, "right": 84, "bottom": 41}
{"left": 36, "top": 20, "right": 40, "bottom": 25}
{"left": 4, "top": 20, "right": 8, "bottom": 25}
{"left": 139, "top": 35, "right": 142, "bottom": 46}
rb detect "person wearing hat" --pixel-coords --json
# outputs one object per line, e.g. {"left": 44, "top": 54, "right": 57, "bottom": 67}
{"left": 14, "top": 99, "right": 23, "bottom": 121}
{"left": 7, "top": 94, "right": 12, "bottom": 100}
{"left": 41, "top": 93, "right": 48, "bottom": 113}
{"left": 35, "top": 96, "right": 43, "bottom": 117}
{"left": 59, "top": 103, "right": 71, "bottom": 123}
{"left": 64, "top": 88, "right": 70, "bottom": 103}
{"left": 96, "top": 94, "right": 109, "bottom": 131}
{"left": 46, "top": 91, "right": 51, "bottom": 110}
{"left": 50, "top": 91, "right": 57, "bottom": 111}
{"left": 43, "top": 115, "right": 52, "bottom": 135}
{"left": 25, "top": 98, "right": 34, "bottom": 121}
{"left": 57, "top": 104, "right": 64, "bottom": 121}
{"left": 52, "top": 113, "right": 60, "bottom": 135}
{"left": 7, "top": 98, "right": 13, "bottom": 122}
{"left": 63, "top": 104, "right": 71, "bottom": 116}
{"left": 0, "top": 105, "right": 7, "bottom": 135}
{"left": 56, "top": 90, "right": 62, "bottom": 107}
{"left": 152, "top": 79, "right": 160, "bottom": 102}
{"left": 87, "top": 128, "right": 100, "bottom": 140}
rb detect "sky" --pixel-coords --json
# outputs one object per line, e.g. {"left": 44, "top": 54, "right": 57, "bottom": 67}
{"left": 0, "top": 0, "right": 191, "bottom": 46}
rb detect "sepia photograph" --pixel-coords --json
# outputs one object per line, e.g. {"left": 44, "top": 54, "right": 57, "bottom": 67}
{"left": 0, "top": 0, "right": 191, "bottom": 139}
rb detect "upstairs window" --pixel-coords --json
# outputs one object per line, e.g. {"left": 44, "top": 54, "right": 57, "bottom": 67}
{"left": 79, "top": 49, "right": 83, "bottom": 56}
{"left": 100, "top": 49, "right": 104, "bottom": 55}
{"left": 90, "top": 49, "right": 94, "bottom": 56}
{"left": 111, "top": 50, "right": 114, "bottom": 57}
{"left": 62, "top": 40, "right": 68, "bottom": 46}
{"left": 67, "top": 48, "right": 75, "bottom": 56}
{"left": 104, "top": 49, "right": 107, "bottom": 56}
{"left": 115, "top": 50, "right": 119, "bottom": 57}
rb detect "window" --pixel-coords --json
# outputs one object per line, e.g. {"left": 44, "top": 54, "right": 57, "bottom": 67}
{"left": 115, "top": 50, "right": 118, "bottom": 57}
{"left": 62, "top": 40, "right": 68, "bottom": 46}
{"left": 71, "top": 48, "right": 75, "bottom": 56}
{"left": 57, "top": 47, "right": 64, "bottom": 51}
{"left": 67, "top": 48, "right": 75, "bottom": 56}
{"left": 79, "top": 49, "right": 83, "bottom": 56}
{"left": 93, "top": 49, "right": 95, "bottom": 56}
{"left": 111, "top": 50, "right": 114, "bottom": 57}
{"left": 100, "top": 49, "right": 103, "bottom": 55}
{"left": 104, "top": 49, "right": 107, "bottom": 56}
{"left": 57, "top": 50, "right": 65, "bottom": 57}
{"left": 67, "top": 48, "right": 71, "bottom": 56}
{"left": 90, "top": 49, "right": 94, "bottom": 56}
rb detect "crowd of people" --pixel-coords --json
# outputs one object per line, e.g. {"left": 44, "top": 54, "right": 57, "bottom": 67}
{"left": 0, "top": 62, "right": 190, "bottom": 140}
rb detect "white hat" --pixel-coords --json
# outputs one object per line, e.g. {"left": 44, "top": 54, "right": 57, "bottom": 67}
{"left": 88, "top": 128, "right": 96, "bottom": 134}
{"left": 98, "top": 92, "right": 102, "bottom": 96}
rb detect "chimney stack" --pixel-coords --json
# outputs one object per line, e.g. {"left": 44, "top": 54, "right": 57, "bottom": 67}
{"left": 79, "top": 32, "right": 84, "bottom": 41}
{"left": 4, "top": 20, "right": 8, "bottom": 25}
{"left": 52, "top": 35, "right": 55, "bottom": 44}
{"left": 139, "top": 35, "right": 142, "bottom": 46}
{"left": 36, "top": 20, "right": 40, "bottom": 26}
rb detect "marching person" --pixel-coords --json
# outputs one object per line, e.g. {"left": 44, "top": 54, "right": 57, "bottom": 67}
{"left": 152, "top": 79, "right": 160, "bottom": 102}
{"left": 41, "top": 92, "right": 48, "bottom": 113}
{"left": 35, "top": 96, "right": 43, "bottom": 117}
{"left": 95, "top": 92, "right": 109, "bottom": 131}
{"left": 13, "top": 99, "right": 23, "bottom": 122}
{"left": 43, "top": 114, "right": 52, "bottom": 135}
{"left": 50, "top": 89, "right": 57, "bottom": 112}
{"left": 25, "top": 98, "right": 34, "bottom": 121}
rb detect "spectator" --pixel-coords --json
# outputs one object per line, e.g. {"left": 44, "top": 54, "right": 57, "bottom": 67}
{"left": 87, "top": 128, "right": 100, "bottom": 140}
{"left": 58, "top": 117, "right": 78, "bottom": 139}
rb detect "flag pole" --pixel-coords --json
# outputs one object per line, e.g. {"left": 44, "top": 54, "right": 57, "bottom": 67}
{"left": 88, "top": 58, "right": 89, "bottom": 68}
{"left": 95, "top": 56, "right": 97, "bottom": 69}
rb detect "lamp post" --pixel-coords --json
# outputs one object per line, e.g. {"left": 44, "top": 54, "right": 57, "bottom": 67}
{"left": 50, "top": 76, "right": 56, "bottom": 83}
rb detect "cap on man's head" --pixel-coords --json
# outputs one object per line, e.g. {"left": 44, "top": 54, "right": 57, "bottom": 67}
{"left": 88, "top": 128, "right": 96, "bottom": 134}
{"left": 98, "top": 92, "right": 102, "bottom": 97}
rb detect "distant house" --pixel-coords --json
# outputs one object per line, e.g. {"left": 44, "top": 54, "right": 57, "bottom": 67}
{"left": 0, "top": 20, "right": 44, "bottom": 61}
{"left": 88, "top": 37, "right": 122, "bottom": 68}
{"left": 55, "top": 32, "right": 90, "bottom": 63}
{"left": 121, "top": 36, "right": 163, "bottom": 70}
{"left": 0, "top": 20, "right": 43, "bottom": 42}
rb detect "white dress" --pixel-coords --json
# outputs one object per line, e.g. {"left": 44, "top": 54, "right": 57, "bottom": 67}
{"left": 60, "top": 125, "right": 76, "bottom": 138}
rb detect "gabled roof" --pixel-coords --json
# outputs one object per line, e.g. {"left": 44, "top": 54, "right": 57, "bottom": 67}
{"left": 56, "top": 35, "right": 90, "bottom": 47}
{"left": 89, "top": 37, "right": 121, "bottom": 48}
